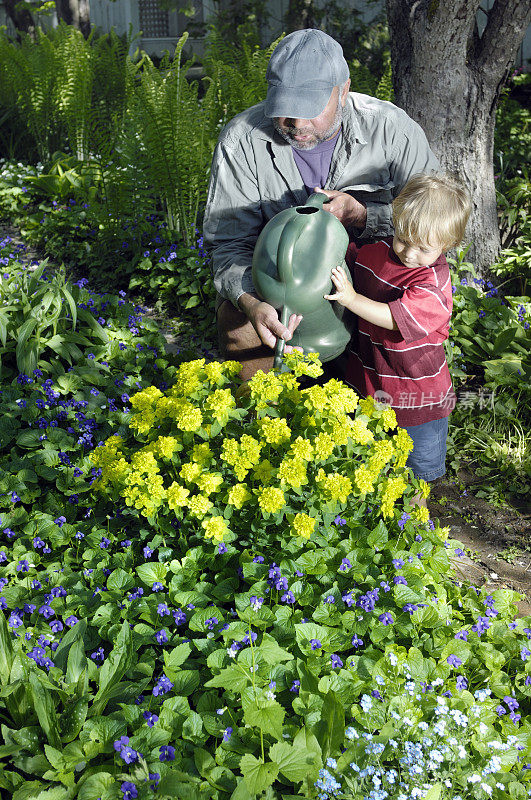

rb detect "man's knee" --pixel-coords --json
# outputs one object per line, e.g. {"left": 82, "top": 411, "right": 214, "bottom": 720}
{"left": 217, "top": 299, "right": 263, "bottom": 357}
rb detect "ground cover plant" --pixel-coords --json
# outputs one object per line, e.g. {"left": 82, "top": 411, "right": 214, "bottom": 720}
{"left": 0, "top": 238, "right": 530, "bottom": 799}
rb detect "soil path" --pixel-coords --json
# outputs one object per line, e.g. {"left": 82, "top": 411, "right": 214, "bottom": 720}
{"left": 2, "top": 223, "right": 530, "bottom": 615}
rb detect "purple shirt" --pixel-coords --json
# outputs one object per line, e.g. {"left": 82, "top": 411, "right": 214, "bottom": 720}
{"left": 292, "top": 129, "right": 340, "bottom": 194}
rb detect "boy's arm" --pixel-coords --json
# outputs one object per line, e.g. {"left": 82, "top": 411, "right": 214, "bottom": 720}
{"left": 324, "top": 266, "right": 398, "bottom": 330}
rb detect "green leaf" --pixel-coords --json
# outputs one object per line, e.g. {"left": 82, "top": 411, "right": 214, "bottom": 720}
{"left": 269, "top": 740, "right": 319, "bottom": 782}
{"left": 66, "top": 639, "right": 87, "bottom": 685}
{"left": 259, "top": 632, "right": 294, "bottom": 665}
{"left": 491, "top": 326, "right": 518, "bottom": 355}
{"left": 240, "top": 754, "right": 279, "bottom": 796}
{"left": 243, "top": 698, "right": 285, "bottom": 741}
{"left": 61, "top": 287, "right": 77, "bottom": 330}
{"left": 205, "top": 666, "right": 251, "bottom": 692}
{"left": 0, "top": 612, "right": 14, "bottom": 685}
{"left": 182, "top": 710, "right": 203, "bottom": 742}
{"left": 367, "top": 519, "right": 388, "bottom": 548}
{"left": 90, "top": 620, "right": 134, "bottom": 716}
{"left": 77, "top": 772, "right": 115, "bottom": 800}
{"left": 28, "top": 672, "right": 62, "bottom": 749}
{"left": 136, "top": 562, "right": 168, "bottom": 586}
{"left": 164, "top": 642, "right": 192, "bottom": 673}
{"left": 106, "top": 568, "right": 135, "bottom": 593}
{"left": 424, "top": 784, "right": 442, "bottom": 800}
{"left": 312, "top": 691, "right": 344, "bottom": 762}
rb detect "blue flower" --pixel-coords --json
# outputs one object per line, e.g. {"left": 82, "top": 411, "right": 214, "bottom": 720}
{"left": 54, "top": 516, "right": 66, "bottom": 527}
{"left": 159, "top": 744, "right": 175, "bottom": 761}
{"left": 447, "top": 654, "right": 462, "bottom": 667}
{"left": 153, "top": 674, "right": 174, "bottom": 696}
{"left": 351, "top": 634, "right": 363, "bottom": 648}
{"left": 290, "top": 679, "right": 300, "bottom": 693}
{"left": 378, "top": 612, "right": 394, "bottom": 626}
{"left": 223, "top": 727, "right": 233, "bottom": 741}
{"left": 99, "top": 537, "right": 111, "bottom": 549}
{"left": 310, "top": 639, "right": 322, "bottom": 650}
{"left": 121, "top": 781, "right": 138, "bottom": 800}
{"left": 16, "top": 559, "right": 29, "bottom": 573}
{"left": 143, "top": 710, "right": 159, "bottom": 727}
{"left": 282, "top": 590, "right": 296, "bottom": 604}
{"left": 330, "top": 654, "right": 343, "bottom": 669}
{"left": 65, "top": 615, "right": 78, "bottom": 627}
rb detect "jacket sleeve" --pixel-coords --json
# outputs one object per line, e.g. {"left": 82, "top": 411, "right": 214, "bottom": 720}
{"left": 388, "top": 283, "right": 451, "bottom": 343}
{"left": 361, "top": 114, "right": 440, "bottom": 240}
{"left": 203, "top": 137, "right": 264, "bottom": 309}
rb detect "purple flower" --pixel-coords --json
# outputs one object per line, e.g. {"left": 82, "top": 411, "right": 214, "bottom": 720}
{"left": 503, "top": 696, "right": 519, "bottom": 712}
{"left": 455, "top": 630, "right": 469, "bottom": 641}
{"left": 456, "top": 675, "right": 468, "bottom": 691}
{"left": 223, "top": 727, "right": 233, "bottom": 741}
{"left": 351, "top": 634, "right": 363, "bottom": 648}
{"left": 159, "top": 744, "right": 175, "bottom": 761}
{"left": 218, "top": 542, "right": 227, "bottom": 554}
{"left": 398, "top": 512, "right": 411, "bottom": 529}
{"left": 153, "top": 674, "right": 173, "bottom": 696}
{"left": 143, "top": 710, "right": 159, "bottom": 727}
{"left": 250, "top": 596, "right": 263, "bottom": 611}
{"left": 11, "top": 492, "right": 21, "bottom": 503}
{"left": 16, "top": 560, "right": 29, "bottom": 573}
{"left": 65, "top": 615, "right": 78, "bottom": 627}
{"left": 521, "top": 647, "right": 531, "bottom": 661}
{"left": 121, "top": 781, "right": 138, "bottom": 800}
{"left": 39, "top": 605, "right": 54, "bottom": 619}
{"left": 310, "top": 639, "right": 322, "bottom": 650}
{"left": 152, "top": 582, "right": 164, "bottom": 592}
{"left": 330, "top": 654, "right": 343, "bottom": 669}
{"left": 339, "top": 558, "right": 351, "bottom": 571}
{"left": 334, "top": 516, "right": 346, "bottom": 526}
{"left": 49, "top": 620, "right": 64, "bottom": 633}
{"left": 290, "top": 679, "right": 300, "bottom": 693}
{"left": 91, "top": 647, "right": 105, "bottom": 661}
{"left": 378, "top": 612, "right": 394, "bottom": 626}
{"left": 54, "top": 516, "right": 66, "bottom": 527}
{"left": 342, "top": 591, "right": 354, "bottom": 607}
{"left": 205, "top": 617, "right": 218, "bottom": 630}
{"left": 156, "top": 629, "right": 168, "bottom": 644}
{"left": 173, "top": 608, "right": 186, "bottom": 625}
{"left": 393, "top": 576, "right": 407, "bottom": 585}
{"left": 447, "top": 654, "right": 462, "bottom": 668}
{"left": 281, "top": 590, "right": 296, "bottom": 604}
{"left": 99, "top": 537, "right": 111, "bottom": 549}
{"left": 8, "top": 613, "right": 23, "bottom": 629}
{"left": 471, "top": 616, "right": 490, "bottom": 635}
{"left": 392, "top": 558, "right": 404, "bottom": 569}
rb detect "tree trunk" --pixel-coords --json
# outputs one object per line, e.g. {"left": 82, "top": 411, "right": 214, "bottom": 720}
{"left": 385, "top": 0, "right": 531, "bottom": 272}
{"left": 3, "top": 0, "right": 35, "bottom": 37}
{"left": 55, "top": 0, "right": 91, "bottom": 38}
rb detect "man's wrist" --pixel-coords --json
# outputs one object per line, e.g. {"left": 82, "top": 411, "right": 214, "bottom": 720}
{"left": 237, "top": 292, "right": 261, "bottom": 315}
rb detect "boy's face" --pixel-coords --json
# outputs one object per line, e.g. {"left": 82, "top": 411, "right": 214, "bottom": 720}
{"left": 392, "top": 236, "right": 444, "bottom": 269}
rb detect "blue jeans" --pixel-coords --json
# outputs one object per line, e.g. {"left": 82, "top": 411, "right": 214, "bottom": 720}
{"left": 405, "top": 416, "right": 449, "bottom": 481}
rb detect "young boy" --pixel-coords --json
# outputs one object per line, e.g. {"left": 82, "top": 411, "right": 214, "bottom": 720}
{"left": 324, "top": 173, "right": 471, "bottom": 488}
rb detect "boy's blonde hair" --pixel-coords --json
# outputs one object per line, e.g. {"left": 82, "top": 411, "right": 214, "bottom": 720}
{"left": 392, "top": 173, "right": 472, "bottom": 250}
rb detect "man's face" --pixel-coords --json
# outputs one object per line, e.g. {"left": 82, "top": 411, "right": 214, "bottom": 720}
{"left": 273, "top": 82, "right": 349, "bottom": 150}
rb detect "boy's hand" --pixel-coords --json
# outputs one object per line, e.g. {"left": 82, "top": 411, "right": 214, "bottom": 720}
{"left": 324, "top": 266, "right": 356, "bottom": 308}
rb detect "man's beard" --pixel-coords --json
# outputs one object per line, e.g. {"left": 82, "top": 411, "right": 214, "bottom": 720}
{"left": 273, "top": 99, "right": 343, "bottom": 151}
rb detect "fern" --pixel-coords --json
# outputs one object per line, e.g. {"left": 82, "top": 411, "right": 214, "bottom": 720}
{"left": 375, "top": 57, "right": 394, "bottom": 103}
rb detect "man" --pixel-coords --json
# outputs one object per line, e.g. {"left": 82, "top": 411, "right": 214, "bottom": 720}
{"left": 203, "top": 29, "right": 440, "bottom": 380}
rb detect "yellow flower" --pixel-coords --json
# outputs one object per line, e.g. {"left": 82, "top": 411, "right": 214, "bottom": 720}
{"left": 252, "top": 459, "right": 274, "bottom": 485}
{"left": 196, "top": 473, "right": 224, "bottom": 496}
{"left": 257, "top": 486, "right": 286, "bottom": 515}
{"left": 175, "top": 400, "right": 203, "bottom": 432}
{"left": 204, "top": 388, "right": 235, "bottom": 422}
{"left": 130, "top": 386, "right": 163, "bottom": 412}
{"left": 317, "top": 470, "right": 352, "bottom": 503}
{"left": 289, "top": 436, "right": 314, "bottom": 461}
{"left": 359, "top": 396, "right": 375, "bottom": 417}
{"left": 204, "top": 361, "right": 225, "bottom": 385}
{"left": 412, "top": 505, "right": 430, "bottom": 523}
{"left": 167, "top": 482, "right": 190, "bottom": 510}
{"left": 129, "top": 408, "right": 156, "bottom": 435}
{"left": 247, "top": 370, "right": 284, "bottom": 409}
{"left": 393, "top": 428, "right": 414, "bottom": 469}
{"left": 380, "top": 406, "right": 397, "bottom": 431}
{"left": 202, "top": 515, "right": 230, "bottom": 542}
{"left": 153, "top": 436, "right": 180, "bottom": 460}
{"left": 227, "top": 483, "right": 252, "bottom": 509}
{"left": 173, "top": 359, "right": 206, "bottom": 396}
{"left": 221, "top": 435, "right": 263, "bottom": 481}
{"left": 191, "top": 443, "right": 213, "bottom": 466}
{"left": 187, "top": 494, "right": 213, "bottom": 518}
{"left": 301, "top": 385, "right": 329, "bottom": 412}
{"left": 180, "top": 462, "right": 202, "bottom": 484}
{"left": 348, "top": 418, "right": 374, "bottom": 445}
{"left": 277, "top": 457, "right": 307, "bottom": 489}
{"left": 258, "top": 417, "right": 291, "bottom": 445}
{"left": 291, "top": 512, "right": 317, "bottom": 539}
{"left": 354, "top": 465, "right": 375, "bottom": 494}
{"left": 417, "top": 479, "right": 430, "bottom": 499}
{"left": 324, "top": 380, "right": 359, "bottom": 413}
{"left": 313, "top": 432, "right": 335, "bottom": 461}
{"left": 283, "top": 351, "right": 323, "bottom": 378}
{"left": 380, "top": 476, "right": 408, "bottom": 518}
{"left": 131, "top": 450, "right": 159, "bottom": 475}
{"left": 368, "top": 439, "right": 395, "bottom": 473}
{"left": 222, "top": 360, "right": 243, "bottom": 379}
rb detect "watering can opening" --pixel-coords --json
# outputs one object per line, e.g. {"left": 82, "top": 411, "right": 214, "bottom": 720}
{"left": 295, "top": 207, "right": 319, "bottom": 215}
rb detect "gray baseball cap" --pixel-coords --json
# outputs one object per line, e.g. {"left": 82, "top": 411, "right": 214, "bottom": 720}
{"left": 264, "top": 29, "right": 350, "bottom": 119}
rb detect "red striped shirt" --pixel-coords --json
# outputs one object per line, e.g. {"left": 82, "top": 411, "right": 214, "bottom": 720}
{"left": 344, "top": 237, "right": 455, "bottom": 427}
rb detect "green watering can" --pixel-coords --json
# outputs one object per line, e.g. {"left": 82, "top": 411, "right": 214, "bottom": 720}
{"left": 252, "top": 192, "right": 352, "bottom": 368}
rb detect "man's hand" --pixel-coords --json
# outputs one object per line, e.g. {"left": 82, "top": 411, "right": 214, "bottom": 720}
{"left": 314, "top": 187, "right": 367, "bottom": 231}
{"left": 238, "top": 294, "right": 303, "bottom": 351}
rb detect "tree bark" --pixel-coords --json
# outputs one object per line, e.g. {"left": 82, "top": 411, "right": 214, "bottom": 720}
{"left": 55, "top": 0, "right": 91, "bottom": 38}
{"left": 385, "top": 0, "right": 531, "bottom": 272}
{"left": 3, "top": 0, "right": 35, "bottom": 37}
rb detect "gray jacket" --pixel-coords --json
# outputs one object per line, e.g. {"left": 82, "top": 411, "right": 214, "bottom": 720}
{"left": 203, "top": 93, "right": 440, "bottom": 308}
